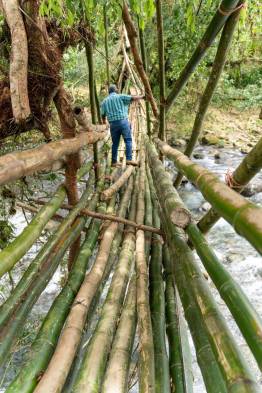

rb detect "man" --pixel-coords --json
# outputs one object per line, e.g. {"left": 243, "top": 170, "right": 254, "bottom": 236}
{"left": 101, "top": 84, "right": 145, "bottom": 166}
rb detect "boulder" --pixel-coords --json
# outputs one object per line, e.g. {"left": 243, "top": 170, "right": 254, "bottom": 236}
{"left": 201, "top": 134, "right": 220, "bottom": 146}
{"left": 193, "top": 152, "right": 204, "bottom": 159}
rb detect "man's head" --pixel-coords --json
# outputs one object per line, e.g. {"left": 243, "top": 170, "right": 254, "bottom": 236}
{"left": 108, "top": 84, "right": 118, "bottom": 94}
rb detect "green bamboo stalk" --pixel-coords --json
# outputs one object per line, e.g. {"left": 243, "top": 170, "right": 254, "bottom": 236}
{"left": 138, "top": 21, "right": 151, "bottom": 134}
{"left": 155, "top": 0, "right": 166, "bottom": 142}
{"left": 165, "top": 0, "right": 242, "bottom": 111}
{"left": 0, "top": 161, "right": 93, "bottom": 279}
{"left": 29, "top": 177, "right": 134, "bottom": 393}
{"left": 85, "top": 39, "right": 99, "bottom": 181}
{"left": 147, "top": 167, "right": 215, "bottom": 393}
{"left": 73, "top": 181, "right": 137, "bottom": 392}
{"left": 101, "top": 275, "right": 137, "bottom": 393}
{"left": 0, "top": 170, "right": 95, "bottom": 329}
{"left": 0, "top": 217, "right": 85, "bottom": 367}
{"left": 198, "top": 136, "right": 262, "bottom": 233}
{"left": 174, "top": 4, "right": 243, "bottom": 188}
{"left": 63, "top": 191, "right": 133, "bottom": 393}
{"left": 163, "top": 245, "right": 193, "bottom": 393}
{"left": 186, "top": 222, "right": 262, "bottom": 369}
{"left": 144, "top": 174, "right": 153, "bottom": 259}
{"left": 149, "top": 201, "right": 170, "bottom": 393}
{"left": 146, "top": 140, "right": 260, "bottom": 392}
{"left": 136, "top": 151, "right": 155, "bottom": 393}
{"left": 103, "top": 4, "right": 110, "bottom": 85}
{"left": 5, "top": 175, "right": 107, "bottom": 393}
{"left": 155, "top": 138, "right": 262, "bottom": 255}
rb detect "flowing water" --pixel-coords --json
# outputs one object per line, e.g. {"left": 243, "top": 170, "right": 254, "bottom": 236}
{"left": 0, "top": 145, "right": 261, "bottom": 391}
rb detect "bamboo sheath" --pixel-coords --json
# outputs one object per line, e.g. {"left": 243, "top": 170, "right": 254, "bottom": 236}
{"left": 101, "top": 276, "right": 137, "bottom": 393}
{"left": 100, "top": 165, "right": 135, "bottom": 201}
{"left": 162, "top": 245, "right": 193, "bottom": 393}
{"left": 174, "top": 4, "right": 243, "bottom": 188}
{"left": 155, "top": 138, "right": 262, "bottom": 255}
{"left": 135, "top": 151, "right": 155, "bottom": 393}
{"left": 0, "top": 130, "right": 107, "bottom": 186}
{"left": 32, "top": 177, "right": 134, "bottom": 393}
{"left": 73, "top": 182, "right": 137, "bottom": 392}
{"left": 7, "top": 203, "right": 107, "bottom": 393}
{"left": 146, "top": 141, "right": 260, "bottom": 392}
{"left": 198, "top": 136, "right": 262, "bottom": 233}
{"left": 165, "top": 0, "right": 241, "bottom": 111}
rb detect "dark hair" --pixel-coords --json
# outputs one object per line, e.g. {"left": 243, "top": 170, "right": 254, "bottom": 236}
{"left": 108, "top": 84, "right": 117, "bottom": 94}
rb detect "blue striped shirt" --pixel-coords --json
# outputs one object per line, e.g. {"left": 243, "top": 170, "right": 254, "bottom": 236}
{"left": 101, "top": 93, "right": 132, "bottom": 123}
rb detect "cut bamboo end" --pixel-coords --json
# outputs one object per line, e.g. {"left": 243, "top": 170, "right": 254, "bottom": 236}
{"left": 170, "top": 207, "right": 191, "bottom": 228}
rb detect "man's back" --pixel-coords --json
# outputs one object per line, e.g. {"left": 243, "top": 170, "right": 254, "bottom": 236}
{"left": 101, "top": 93, "right": 132, "bottom": 123}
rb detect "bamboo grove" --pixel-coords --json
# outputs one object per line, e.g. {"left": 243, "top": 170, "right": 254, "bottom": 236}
{"left": 0, "top": 0, "right": 261, "bottom": 392}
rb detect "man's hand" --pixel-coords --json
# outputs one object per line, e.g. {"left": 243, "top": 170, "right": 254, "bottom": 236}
{"left": 102, "top": 116, "right": 107, "bottom": 125}
{"left": 131, "top": 95, "right": 146, "bottom": 102}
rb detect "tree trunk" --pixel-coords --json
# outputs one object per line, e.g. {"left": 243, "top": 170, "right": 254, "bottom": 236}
{"left": 1, "top": 0, "right": 31, "bottom": 122}
{"left": 103, "top": 4, "right": 110, "bottom": 85}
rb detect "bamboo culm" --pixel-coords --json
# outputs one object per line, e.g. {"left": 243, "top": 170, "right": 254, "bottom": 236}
{"left": 31, "top": 176, "right": 134, "bottom": 393}
{"left": 146, "top": 140, "right": 260, "bottom": 392}
{"left": 73, "top": 178, "right": 137, "bottom": 392}
{"left": 155, "top": 138, "right": 262, "bottom": 255}
{"left": 174, "top": 3, "right": 243, "bottom": 188}
{"left": 101, "top": 275, "right": 137, "bottom": 393}
{"left": 165, "top": 0, "right": 242, "bottom": 111}
{"left": 198, "top": 136, "right": 262, "bottom": 233}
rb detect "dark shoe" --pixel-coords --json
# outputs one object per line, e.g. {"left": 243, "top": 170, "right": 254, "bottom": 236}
{"left": 111, "top": 162, "right": 121, "bottom": 167}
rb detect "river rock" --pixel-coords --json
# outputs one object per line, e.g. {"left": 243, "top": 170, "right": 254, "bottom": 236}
{"left": 201, "top": 202, "right": 211, "bottom": 212}
{"left": 201, "top": 134, "right": 220, "bottom": 146}
{"left": 169, "top": 137, "right": 186, "bottom": 148}
{"left": 214, "top": 151, "right": 221, "bottom": 159}
{"left": 193, "top": 152, "right": 204, "bottom": 159}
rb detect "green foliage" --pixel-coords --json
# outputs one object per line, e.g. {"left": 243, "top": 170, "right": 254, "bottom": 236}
{"left": 0, "top": 220, "right": 14, "bottom": 249}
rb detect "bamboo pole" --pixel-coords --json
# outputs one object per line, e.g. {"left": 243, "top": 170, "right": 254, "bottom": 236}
{"left": 155, "top": 0, "right": 166, "bottom": 142}
{"left": 0, "top": 161, "right": 93, "bottom": 279}
{"left": 101, "top": 276, "right": 137, "bottom": 393}
{"left": 103, "top": 4, "right": 110, "bottom": 85}
{"left": 138, "top": 22, "right": 151, "bottom": 134}
{"left": 73, "top": 181, "right": 137, "bottom": 392}
{"left": 0, "top": 130, "right": 106, "bottom": 186}
{"left": 149, "top": 199, "right": 170, "bottom": 393}
{"left": 135, "top": 151, "right": 155, "bottom": 393}
{"left": 0, "top": 217, "right": 85, "bottom": 367}
{"left": 29, "top": 178, "right": 134, "bottom": 393}
{"left": 33, "top": 200, "right": 163, "bottom": 235}
{"left": 165, "top": 0, "right": 242, "bottom": 111}
{"left": 1, "top": 0, "right": 30, "bottom": 121}
{"left": 144, "top": 174, "right": 153, "bottom": 259}
{"left": 85, "top": 40, "right": 99, "bottom": 182}
{"left": 64, "top": 189, "right": 133, "bottom": 392}
{"left": 186, "top": 222, "right": 262, "bottom": 369}
{"left": 174, "top": 3, "right": 243, "bottom": 188}
{"left": 122, "top": 1, "right": 159, "bottom": 118}
{"left": 0, "top": 171, "right": 96, "bottom": 330}
{"left": 163, "top": 245, "right": 193, "bottom": 393}
{"left": 155, "top": 138, "right": 262, "bottom": 254}
{"left": 6, "top": 205, "right": 107, "bottom": 393}
{"left": 198, "top": 136, "right": 262, "bottom": 233}
{"left": 100, "top": 165, "right": 135, "bottom": 201}
{"left": 146, "top": 141, "right": 260, "bottom": 392}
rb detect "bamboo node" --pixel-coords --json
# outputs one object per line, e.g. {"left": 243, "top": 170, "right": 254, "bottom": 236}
{"left": 218, "top": 3, "right": 246, "bottom": 16}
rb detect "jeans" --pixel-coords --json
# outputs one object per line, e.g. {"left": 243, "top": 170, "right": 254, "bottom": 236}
{"left": 110, "top": 119, "right": 132, "bottom": 163}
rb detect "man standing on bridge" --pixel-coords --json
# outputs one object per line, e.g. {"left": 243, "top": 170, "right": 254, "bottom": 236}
{"left": 101, "top": 84, "right": 145, "bottom": 167}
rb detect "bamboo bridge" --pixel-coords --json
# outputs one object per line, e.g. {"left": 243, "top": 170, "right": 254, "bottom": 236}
{"left": 0, "top": 101, "right": 261, "bottom": 393}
